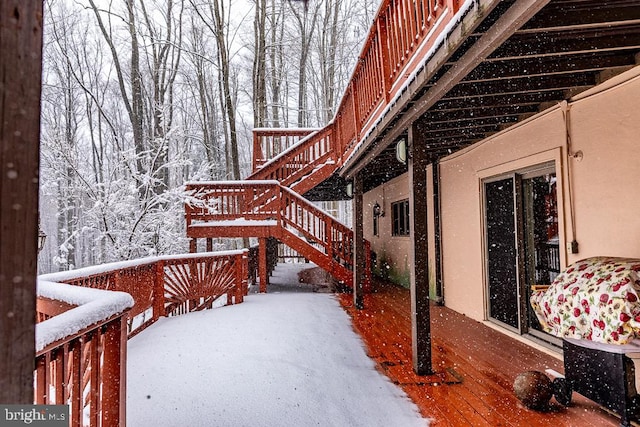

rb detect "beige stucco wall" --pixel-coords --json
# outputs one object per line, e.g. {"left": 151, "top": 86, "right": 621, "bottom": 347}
{"left": 361, "top": 67, "right": 640, "bottom": 324}
{"left": 363, "top": 174, "right": 412, "bottom": 286}
{"left": 439, "top": 66, "right": 640, "bottom": 321}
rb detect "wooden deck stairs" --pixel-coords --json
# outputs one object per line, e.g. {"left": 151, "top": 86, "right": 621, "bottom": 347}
{"left": 185, "top": 128, "right": 371, "bottom": 290}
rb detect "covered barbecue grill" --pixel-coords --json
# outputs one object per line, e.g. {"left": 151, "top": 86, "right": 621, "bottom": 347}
{"left": 531, "top": 257, "right": 640, "bottom": 426}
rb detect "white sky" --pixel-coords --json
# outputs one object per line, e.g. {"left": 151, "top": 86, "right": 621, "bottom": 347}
{"left": 126, "top": 263, "right": 429, "bottom": 426}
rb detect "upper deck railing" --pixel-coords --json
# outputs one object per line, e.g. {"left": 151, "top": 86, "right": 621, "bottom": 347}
{"left": 252, "top": 0, "right": 463, "bottom": 172}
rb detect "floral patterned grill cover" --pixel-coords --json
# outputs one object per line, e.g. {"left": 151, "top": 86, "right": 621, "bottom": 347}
{"left": 531, "top": 257, "right": 640, "bottom": 344}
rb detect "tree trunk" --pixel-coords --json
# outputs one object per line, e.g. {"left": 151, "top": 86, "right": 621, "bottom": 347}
{"left": 253, "top": 0, "right": 267, "bottom": 128}
{"left": 289, "top": 1, "right": 320, "bottom": 127}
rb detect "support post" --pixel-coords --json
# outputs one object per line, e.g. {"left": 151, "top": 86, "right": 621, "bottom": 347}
{"left": 101, "top": 315, "right": 128, "bottom": 427}
{"left": 153, "top": 261, "right": 166, "bottom": 320}
{"left": 408, "top": 122, "right": 433, "bottom": 375}
{"left": 258, "top": 237, "right": 269, "bottom": 293}
{"left": 0, "top": 0, "right": 44, "bottom": 404}
{"left": 189, "top": 238, "right": 197, "bottom": 253}
{"left": 353, "top": 172, "right": 365, "bottom": 309}
{"left": 206, "top": 238, "right": 213, "bottom": 252}
{"left": 432, "top": 161, "right": 444, "bottom": 305}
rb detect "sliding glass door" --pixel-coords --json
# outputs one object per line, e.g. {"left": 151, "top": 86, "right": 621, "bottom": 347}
{"left": 485, "top": 176, "right": 519, "bottom": 329}
{"left": 484, "top": 163, "right": 559, "bottom": 339}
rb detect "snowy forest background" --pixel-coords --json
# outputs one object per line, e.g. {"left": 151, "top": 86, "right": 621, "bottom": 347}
{"left": 39, "top": 0, "right": 380, "bottom": 273}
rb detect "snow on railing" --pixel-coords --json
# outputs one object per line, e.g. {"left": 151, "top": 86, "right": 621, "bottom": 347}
{"left": 35, "top": 282, "right": 132, "bottom": 427}
{"left": 35, "top": 250, "right": 249, "bottom": 427}
{"left": 250, "top": 126, "right": 336, "bottom": 197}
{"left": 36, "top": 281, "right": 133, "bottom": 352}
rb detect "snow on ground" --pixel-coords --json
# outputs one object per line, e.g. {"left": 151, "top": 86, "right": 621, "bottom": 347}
{"left": 127, "top": 263, "right": 429, "bottom": 427}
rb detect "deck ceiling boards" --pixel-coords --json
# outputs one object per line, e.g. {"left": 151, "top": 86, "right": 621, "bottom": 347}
{"left": 302, "top": 174, "right": 352, "bottom": 201}
{"left": 343, "top": 0, "right": 640, "bottom": 188}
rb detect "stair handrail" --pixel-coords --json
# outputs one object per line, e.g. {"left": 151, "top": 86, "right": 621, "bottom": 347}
{"left": 248, "top": 125, "right": 337, "bottom": 192}
{"left": 184, "top": 181, "right": 370, "bottom": 287}
{"left": 252, "top": 127, "right": 319, "bottom": 171}
{"left": 278, "top": 185, "right": 354, "bottom": 267}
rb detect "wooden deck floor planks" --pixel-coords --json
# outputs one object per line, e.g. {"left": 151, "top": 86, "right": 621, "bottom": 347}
{"left": 338, "top": 280, "right": 622, "bottom": 427}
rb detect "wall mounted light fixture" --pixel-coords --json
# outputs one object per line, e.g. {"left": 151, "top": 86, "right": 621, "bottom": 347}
{"left": 373, "top": 202, "right": 384, "bottom": 217}
{"left": 396, "top": 138, "right": 408, "bottom": 164}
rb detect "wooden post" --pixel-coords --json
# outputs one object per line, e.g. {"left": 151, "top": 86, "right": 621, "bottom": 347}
{"left": 350, "top": 84, "right": 361, "bottom": 141}
{"left": 446, "top": 0, "right": 463, "bottom": 14}
{"left": 235, "top": 252, "right": 246, "bottom": 304}
{"left": 408, "top": 121, "right": 433, "bottom": 375}
{"left": 153, "top": 260, "right": 166, "bottom": 320}
{"left": 432, "top": 161, "right": 444, "bottom": 305}
{"left": 206, "top": 238, "right": 213, "bottom": 252}
{"left": 101, "top": 315, "right": 128, "bottom": 427}
{"left": 258, "top": 237, "right": 269, "bottom": 293}
{"left": 376, "top": 11, "right": 392, "bottom": 102}
{"left": 189, "top": 238, "right": 197, "bottom": 253}
{"left": 0, "top": 0, "right": 44, "bottom": 404}
{"left": 252, "top": 130, "right": 261, "bottom": 172}
{"left": 353, "top": 172, "right": 365, "bottom": 309}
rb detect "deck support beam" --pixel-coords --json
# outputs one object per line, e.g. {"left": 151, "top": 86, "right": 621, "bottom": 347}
{"left": 408, "top": 122, "right": 433, "bottom": 375}
{"left": 258, "top": 237, "right": 269, "bottom": 293}
{"left": 432, "top": 162, "right": 444, "bottom": 305}
{"left": 353, "top": 172, "right": 365, "bottom": 310}
{"left": 0, "top": 0, "right": 44, "bottom": 404}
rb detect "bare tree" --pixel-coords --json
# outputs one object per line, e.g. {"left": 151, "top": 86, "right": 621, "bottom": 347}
{"left": 288, "top": 0, "right": 321, "bottom": 127}
{"left": 185, "top": 21, "right": 224, "bottom": 179}
{"left": 139, "top": 0, "right": 184, "bottom": 194}
{"left": 318, "top": 0, "right": 341, "bottom": 123}
{"left": 190, "top": 0, "right": 243, "bottom": 180}
{"left": 252, "top": 0, "right": 267, "bottom": 127}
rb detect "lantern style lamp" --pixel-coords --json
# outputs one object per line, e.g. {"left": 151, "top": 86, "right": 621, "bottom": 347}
{"left": 37, "top": 217, "right": 47, "bottom": 254}
{"left": 373, "top": 202, "right": 384, "bottom": 217}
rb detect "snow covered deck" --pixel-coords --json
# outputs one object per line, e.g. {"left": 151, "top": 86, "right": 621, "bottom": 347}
{"left": 126, "top": 264, "right": 426, "bottom": 427}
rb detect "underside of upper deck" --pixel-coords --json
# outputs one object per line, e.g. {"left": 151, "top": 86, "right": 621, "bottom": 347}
{"left": 341, "top": 0, "right": 640, "bottom": 187}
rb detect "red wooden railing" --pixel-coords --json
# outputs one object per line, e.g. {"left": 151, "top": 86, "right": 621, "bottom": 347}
{"left": 35, "top": 250, "right": 248, "bottom": 427}
{"left": 250, "top": 127, "right": 336, "bottom": 196}
{"left": 251, "top": 0, "right": 463, "bottom": 177}
{"left": 252, "top": 128, "right": 318, "bottom": 171}
{"left": 185, "top": 182, "right": 371, "bottom": 287}
{"left": 35, "top": 281, "right": 132, "bottom": 427}
{"left": 340, "top": 0, "right": 460, "bottom": 152}
{"left": 185, "top": 181, "right": 279, "bottom": 227}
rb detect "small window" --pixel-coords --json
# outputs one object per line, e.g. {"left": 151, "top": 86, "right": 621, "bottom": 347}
{"left": 392, "top": 199, "right": 410, "bottom": 236}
